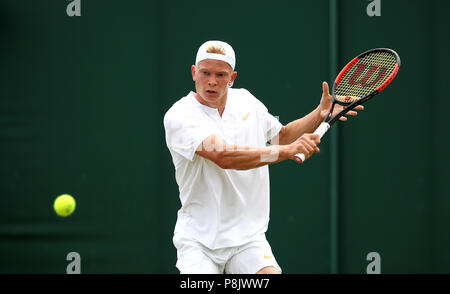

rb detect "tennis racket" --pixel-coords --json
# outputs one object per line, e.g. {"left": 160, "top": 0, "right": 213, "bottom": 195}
{"left": 293, "top": 48, "right": 401, "bottom": 163}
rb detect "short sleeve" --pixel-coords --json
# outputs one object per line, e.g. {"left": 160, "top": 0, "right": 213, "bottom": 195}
{"left": 164, "top": 108, "right": 215, "bottom": 161}
{"left": 262, "top": 111, "right": 283, "bottom": 142}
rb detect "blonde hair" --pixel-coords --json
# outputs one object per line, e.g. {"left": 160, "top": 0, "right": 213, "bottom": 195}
{"left": 206, "top": 44, "right": 226, "bottom": 55}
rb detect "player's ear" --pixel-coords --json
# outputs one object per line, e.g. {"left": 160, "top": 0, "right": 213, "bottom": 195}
{"left": 228, "top": 71, "right": 237, "bottom": 87}
{"left": 191, "top": 65, "right": 196, "bottom": 81}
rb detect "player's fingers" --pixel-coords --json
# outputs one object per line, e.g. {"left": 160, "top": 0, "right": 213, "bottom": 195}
{"left": 299, "top": 137, "right": 315, "bottom": 154}
{"left": 304, "top": 137, "right": 320, "bottom": 157}
{"left": 339, "top": 116, "right": 348, "bottom": 122}
{"left": 311, "top": 134, "right": 320, "bottom": 145}
{"left": 301, "top": 137, "right": 315, "bottom": 149}
{"left": 304, "top": 142, "right": 320, "bottom": 158}
{"left": 302, "top": 134, "right": 319, "bottom": 146}
{"left": 299, "top": 145, "right": 313, "bottom": 159}
{"left": 354, "top": 105, "right": 364, "bottom": 110}
{"left": 346, "top": 110, "right": 358, "bottom": 116}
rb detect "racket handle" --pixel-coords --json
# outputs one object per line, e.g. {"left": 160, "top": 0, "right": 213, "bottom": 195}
{"left": 293, "top": 122, "right": 330, "bottom": 163}
{"left": 293, "top": 153, "right": 306, "bottom": 163}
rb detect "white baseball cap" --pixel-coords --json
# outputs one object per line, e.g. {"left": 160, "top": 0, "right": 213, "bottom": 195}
{"left": 195, "top": 40, "right": 236, "bottom": 70}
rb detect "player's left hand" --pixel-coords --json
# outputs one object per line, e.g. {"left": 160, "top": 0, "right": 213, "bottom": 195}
{"left": 319, "top": 81, "right": 364, "bottom": 121}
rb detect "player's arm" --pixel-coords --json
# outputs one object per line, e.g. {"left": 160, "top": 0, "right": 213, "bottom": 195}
{"left": 196, "top": 134, "right": 320, "bottom": 170}
{"left": 274, "top": 105, "right": 324, "bottom": 145}
{"left": 274, "top": 82, "right": 363, "bottom": 145}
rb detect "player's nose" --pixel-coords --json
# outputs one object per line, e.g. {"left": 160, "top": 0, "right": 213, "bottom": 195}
{"left": 207, "top": 76, "right": 217, "bottom": 86}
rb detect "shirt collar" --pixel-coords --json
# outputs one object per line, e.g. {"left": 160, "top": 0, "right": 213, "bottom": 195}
{"left": 189, "top": 91, "right": 230, "bottom": 116}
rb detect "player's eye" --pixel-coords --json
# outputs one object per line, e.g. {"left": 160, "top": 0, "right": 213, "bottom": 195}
{"left": 202, "top": 71, "right": 210, "bottom": 76}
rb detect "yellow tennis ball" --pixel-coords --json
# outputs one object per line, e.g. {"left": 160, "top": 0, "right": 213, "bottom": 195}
{"left": 54, "top": 194, "right": 76, "bottom": 217}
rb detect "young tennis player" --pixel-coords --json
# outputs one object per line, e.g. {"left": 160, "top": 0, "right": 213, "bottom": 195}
{"left": 163, "top": 40, "right": 362, "bottom": 274}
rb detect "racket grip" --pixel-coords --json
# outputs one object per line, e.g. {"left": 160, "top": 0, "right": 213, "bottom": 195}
{"left": 293, "top": 122, "right": 330, "bottom": 164}
{"left": 293, "top": 153, "right": 306, "bottom": 163}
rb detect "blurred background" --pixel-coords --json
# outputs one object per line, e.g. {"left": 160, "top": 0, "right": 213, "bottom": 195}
{"left": 1, "top": 0, "right": 449, "bottom": 274}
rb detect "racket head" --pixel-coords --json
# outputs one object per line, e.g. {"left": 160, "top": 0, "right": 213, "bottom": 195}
{"left": 331, "top": 48, "right": 401, "bottom": 107}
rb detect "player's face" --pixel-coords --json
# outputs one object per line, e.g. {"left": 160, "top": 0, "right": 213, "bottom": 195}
{"left": 192, "top": 59, "right": 237, "bottom": 108}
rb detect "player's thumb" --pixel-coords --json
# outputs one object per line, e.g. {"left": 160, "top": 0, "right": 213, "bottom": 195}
{"left": 322, "top": 81, "right": 331, "bottom": 97}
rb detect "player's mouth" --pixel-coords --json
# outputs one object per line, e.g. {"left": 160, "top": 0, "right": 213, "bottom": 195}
{"left": 206, "top": 90, "right": 217, "bottom": 95}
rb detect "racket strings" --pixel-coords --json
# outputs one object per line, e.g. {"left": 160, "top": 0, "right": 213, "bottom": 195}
{"left": 335, "top": 51, "right": 397, "bottom": 102}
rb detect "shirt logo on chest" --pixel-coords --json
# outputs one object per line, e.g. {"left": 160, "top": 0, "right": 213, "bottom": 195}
{"left": 242, "top": 112, "right": 250, "bottom": 121}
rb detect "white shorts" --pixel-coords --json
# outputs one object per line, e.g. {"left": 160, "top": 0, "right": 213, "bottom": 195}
{"left": 173, "top": 233, "right": 282, "bottom": 274}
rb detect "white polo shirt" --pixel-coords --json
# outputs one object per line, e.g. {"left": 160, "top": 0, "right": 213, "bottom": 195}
{"left": 163, "top": 88, "right": 283, "bottom": 249}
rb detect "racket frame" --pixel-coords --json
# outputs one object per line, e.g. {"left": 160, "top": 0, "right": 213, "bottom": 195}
{"left": 293, "top": 48, "right": 401, "bottom": 163}
{"left": 327, "top": 48, "right": 401, "bottom": 126}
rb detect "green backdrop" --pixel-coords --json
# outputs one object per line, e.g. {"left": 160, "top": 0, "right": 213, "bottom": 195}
{"left": 1, "top": 0, "right": 449, "bottom": 274}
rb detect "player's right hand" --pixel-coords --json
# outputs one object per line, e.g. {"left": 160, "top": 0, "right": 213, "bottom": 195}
{"left": 289, "top": 133, "right": 320, "bottom": 160}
